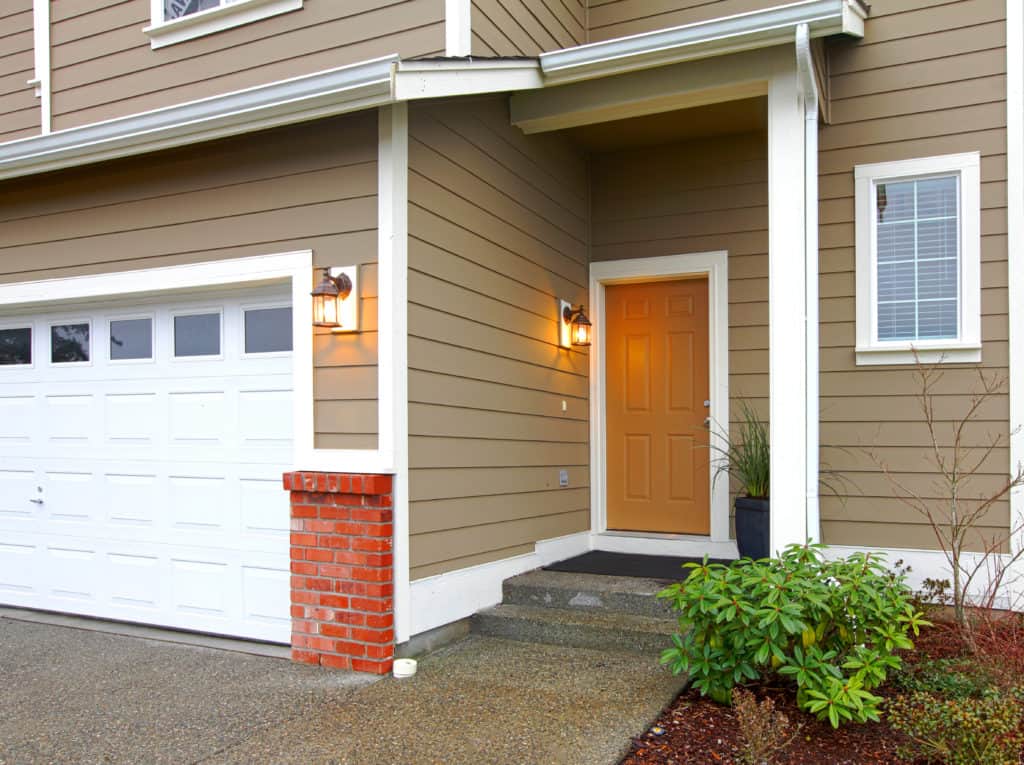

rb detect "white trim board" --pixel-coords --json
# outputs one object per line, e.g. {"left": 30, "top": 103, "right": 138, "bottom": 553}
{"left": 378, "top": 104, "right": 412, "bottom": 643}
{"left": 589, "top": 251, "right": 731, "bottom": 547}
{"left": 145, "top": 0, "right": 303, "bottom": 49}
{"left": 593, "top": 532, "right": 738, "bottom": 560}
{"left": 408, "top": 532, "right": 592, "bottom": 637}
{"left": 1007, "top": 0, "right": 1024, "bottom": 603}
{"left": 444, "top": 0, "right": 472, "bottom": 57}
{"left": 0, "top": 252, "right": 392, "bottom": 477}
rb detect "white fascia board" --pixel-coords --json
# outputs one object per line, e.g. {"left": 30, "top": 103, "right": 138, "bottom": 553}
{"left": 539, "top": 0, "right": 867, "bottom": 86}
{"left": 394, "top": 59, "right": 543, "bottom": 101}
{"left": 0, "top": 55, "right": 398, "bottom": 182}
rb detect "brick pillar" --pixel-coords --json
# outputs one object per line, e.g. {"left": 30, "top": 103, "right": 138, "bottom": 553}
{"left": 283, "top": 471, "right": 394, "bottom": 674}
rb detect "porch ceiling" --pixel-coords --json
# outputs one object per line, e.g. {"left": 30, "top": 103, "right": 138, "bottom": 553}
{"left": 565, "top": 97, "right": 766, "bottom": 153}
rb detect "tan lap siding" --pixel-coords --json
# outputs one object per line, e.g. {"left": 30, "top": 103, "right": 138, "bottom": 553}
{"left": 0, "top": 2, "right": 38, "bottom": 142}
{"left": 49, "top": 0, "right": 445, "bottom": 131}
{"left": 586, "top": 0, "right": 785, "bottom": 44}
{"left": 819, "top": 0, "right": 1009, "bottom": 550}
{"left": 471, "top": 0, "right": 585, "bottom": 56}
{"left": 0, "top": 111, "right": 379, "bottom": 449}
{"left": 407, "top": 96, "right": 590, "bottom": 579}
{"left": 591, "top": 130, "right": 770, "bottom": 460}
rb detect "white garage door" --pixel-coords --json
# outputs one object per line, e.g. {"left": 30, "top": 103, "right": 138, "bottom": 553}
{"left": 0, "top": 284, "right": 293, "bottom": 642}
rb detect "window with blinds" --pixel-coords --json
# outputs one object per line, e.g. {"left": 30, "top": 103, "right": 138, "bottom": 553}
{"left": 875, "top": 175, "right": 960, "bottom": 341}
{"left": 854, "top": 152, "right": 981, "bottom": 366}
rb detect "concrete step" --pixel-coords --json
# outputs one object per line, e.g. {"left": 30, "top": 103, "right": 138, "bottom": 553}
{"left": 471, "top": 603, "right": 678, "bottom": 655}
{"left": 502, "top": 570, "right": 675, "bottom": 619}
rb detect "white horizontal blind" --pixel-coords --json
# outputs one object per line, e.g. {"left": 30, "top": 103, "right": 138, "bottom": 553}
{"left": 875, "top": 175, "right": 960, "bottom": 341}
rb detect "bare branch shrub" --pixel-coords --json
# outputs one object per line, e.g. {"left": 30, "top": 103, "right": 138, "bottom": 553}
{"left": 867, "top": 354, "right": 1024, "bottom": 645}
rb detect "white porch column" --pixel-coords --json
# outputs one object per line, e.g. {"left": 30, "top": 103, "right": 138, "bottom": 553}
{"left": 767, "top": 50, "right": 809, "bottom": 553}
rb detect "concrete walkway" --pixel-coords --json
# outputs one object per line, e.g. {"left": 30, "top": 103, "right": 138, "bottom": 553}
{"left": 0, "top": 616, "right": 685, "bottom": 764}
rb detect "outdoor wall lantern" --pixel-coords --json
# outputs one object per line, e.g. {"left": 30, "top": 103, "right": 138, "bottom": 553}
{"left": 311, "top": 266, "right": 359, "bottom": 332}
{"left": 558, "top": 300, "right": 592, "bottom": 348}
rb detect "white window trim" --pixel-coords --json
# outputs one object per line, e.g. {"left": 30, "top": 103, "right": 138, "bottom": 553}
{"left": 854, "top": 152, "right": 982, "bottom": 366}
{"left": 144, "top": 0, "right": 303, "bottom": 49}
{"left": 48, "top": 319, "right": 93, "bottom": 367}
{"left": 170, "top": 307, "right": 225, "bottom": 362}
{"left": 107, "top": 313, "right": 156, "bottom": 365}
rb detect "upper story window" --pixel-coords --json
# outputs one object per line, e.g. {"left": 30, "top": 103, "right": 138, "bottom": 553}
{"left": 854, "top": 153, "right": 981, "bottom": 366}
{"left": 145, "top": 0, "right": 303, "bottom": 49}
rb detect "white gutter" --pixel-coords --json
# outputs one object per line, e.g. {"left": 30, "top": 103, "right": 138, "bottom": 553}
{"left": 540, "top": 0, "right": 867, "bottom": 85}
{"left": 0, "top": 55, "right": 397, "bottom": 181}
{"left": 796, "top": 23, "right": 821, "bottom": 544}
{"left": 0, "top": 0, "right": 867, "bottom": 183}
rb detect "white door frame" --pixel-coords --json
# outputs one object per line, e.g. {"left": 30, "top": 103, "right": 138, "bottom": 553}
{"left": 589, "top": 251, "right": 737, "bottom": 559}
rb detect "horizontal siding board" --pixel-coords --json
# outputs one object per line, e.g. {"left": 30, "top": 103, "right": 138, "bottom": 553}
{"left": 411, "top": 544, "right": 534, "bottom": 581}
{"left": 408, "top": 98, "right": 590, "bottom": 576}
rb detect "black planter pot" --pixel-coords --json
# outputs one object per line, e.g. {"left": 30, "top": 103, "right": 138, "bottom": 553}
{"left": 735, "top": 496, "right": 770, "bottom": 560}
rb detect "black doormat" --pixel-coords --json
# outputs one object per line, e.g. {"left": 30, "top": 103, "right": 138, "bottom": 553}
{"left": 543, "top": 550, "right": 732, "bottom": 581}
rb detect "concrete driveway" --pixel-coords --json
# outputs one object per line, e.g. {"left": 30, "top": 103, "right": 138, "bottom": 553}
{"left": 0, "top": 614, "right": 685, "bottom": 764}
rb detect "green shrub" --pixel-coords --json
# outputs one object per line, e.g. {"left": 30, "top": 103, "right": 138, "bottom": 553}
{"left": 658, "top": 543, "right": 929, "bottom": 728}
{"left": 894, "top": 657, "right": 999, "bottom": 700}
{"left": 887, "top": 690, "right": 1024, "bottom": 765}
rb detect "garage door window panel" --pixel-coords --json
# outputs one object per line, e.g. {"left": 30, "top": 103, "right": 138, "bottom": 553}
{"left": 173, "top": 311, "right": 222, "bottom": 359}
{"left": 50, "top": 322, "right": 91, "bottom": 365}
{"left": 109, "top": 317, "right": 154, "bottom": 363}
{"left": 243, "top": 305, "right": 292, "bottom": 356}
{"left": 0, "top": 326, "right": 32, "bottom": 366}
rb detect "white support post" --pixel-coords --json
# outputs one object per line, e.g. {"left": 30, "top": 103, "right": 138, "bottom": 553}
{"left": 445, "top": 0, "right": 472, "bottom": 57}
{"left": 796, "top": 25, "right": 821, "bottom": 544}
{"left": 378, "top": 103, "right": 411, "bottom": 642}
{"left": 767, "top": 50, "right": 809, "bottom": 553}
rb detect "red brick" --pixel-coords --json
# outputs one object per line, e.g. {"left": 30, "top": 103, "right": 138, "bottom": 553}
{"left": 309, "top": 607, "right": 336, "bottom": 621}
{"left": 351, "top": 508, "right": 393, "bottom": 523}
{"left": 352, "top": 658, "right": 393, "bottom": 675}
{"left": 289, "top": 575, "right": 306, "bottom": 591}
{"left": 305, "top": 548, "right": 333, "bottom": 563}
{"left": 291, "top": 648, "right": 320, "bottom": 665}
{"left": 351, "top": 597, "right": 393, "bottom": 613}
{"left": 364, "top": 613, "right": 392, "bottom": 629}
{"left": 351, "top": 537, "right": 392, "bottom": 552}
{"left": 332, "top": 551, "right": 371, "bottom": 566}
{"left": 318, "top": 506, "right": 351, "bottom": 521}
{"left": 319, "top": 564, "right": 353, "bottom": 579}
{"left": 352, "top": 628, "right": 394, "bottom": 644}
{"left": 363, "top": 474, "right": 393, "bottom": 495}
{"left": 305, "top": 577, "right": 332, "bottom": 592}
{"left": 320, "top": 623, "right": 351, "bottom": 639}
{"left": 292, "top": 504, "right": 317, "bottom": 518}
{"left": 350, "top": 475, "right": 364, "bottom": 494}
{"left": 318, "top": 535, "right": 351, "bottom": 550}
{"left": 334, "top": 581, "right": 367, "bottom": 595}
{"left": 292, "top": 590, "right": 318, "bottom": 605}
{"left": 365, "top": 643, "right": 393, "bottom": 659}
{"left": 290, "top": 561, "right": 317, "bottom": 576}
{"left": 292, "top": 620, "right": 316, "bottom": 635}
{"left": 363, "top": 524, "right": 393, "bottom": 538}
{"left": 351, "top": 567, "right": 391, "bottom": 583}
{"left": 334, "top": 641, "right": 367, "bottom": 657}
{"left": 320, "top": 654, "right": 352, "bottom": 670}
{"left": 318, "top": 594, "right": 349, "bottom": 609}
{"left": 333, "top": 611, "right": 366, "bottom": 626}
{"left": 290, "top": 605, "right": 305, "bottom": 618}
{"left": 290, "top": 533, "right": 317, "bottom": 547}
{"left": 325, "top": 474, "right": 340, "bottom": 493}
{"left": 306, "top": 636, "right": 335, "bottom": 653}
{"left": 364, "top": 583, "right": 394, "bottom": 597}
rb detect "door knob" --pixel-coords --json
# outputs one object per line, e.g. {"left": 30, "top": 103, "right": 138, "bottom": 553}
{"left": 703, "top": 400, "right": 711, "bottom": 407}
{"left": 29, "top": 498, "right": 44, "bottom": 505}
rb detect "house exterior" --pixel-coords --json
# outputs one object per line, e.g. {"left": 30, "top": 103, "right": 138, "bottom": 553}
{"left": 0, "top": 0, "right": 1020, "bottom": 674}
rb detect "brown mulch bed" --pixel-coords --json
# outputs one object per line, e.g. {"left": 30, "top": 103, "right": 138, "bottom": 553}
{"left": 619, "top": 623, "right": 969, "bottom": 765}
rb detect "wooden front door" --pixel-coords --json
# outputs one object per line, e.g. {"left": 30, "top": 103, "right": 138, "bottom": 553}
{"left": 605, "top": 278, "right": 711, "bottom": 534}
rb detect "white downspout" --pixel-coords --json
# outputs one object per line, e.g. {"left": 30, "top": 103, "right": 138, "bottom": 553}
{"left": 796, "top": 24, "right": 821, "bottom": 543}
{"left": 30, "top": 0, "right": 51, "bottom": 134}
